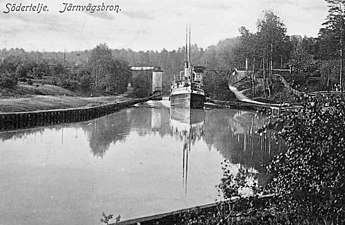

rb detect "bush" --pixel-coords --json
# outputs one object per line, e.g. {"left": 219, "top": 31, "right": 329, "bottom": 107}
{"left": 80, "top": 74, "right": 93, "bottom": 91}
{"left": 19, "top": 77, "right": 27, "bottom": 82}
{"left": 27, "top": 79, "right": 33, "bottom": 85}
{"left": 60, "top": 78, "right": 79, "bottom": 91}
{"left": 264, "top": 94, "right": 345, "bottom": 223}
{"left": 204, "top": 72, "right": 236, "bottom": 101}
{"left": 0, "top": 71, "right": 18, "bottom": 88}
{"left": 132, "top": 75, "right": 151, "bottom": 98}
{"left": 179, "top": 94, "right": 345, "bottom": 224}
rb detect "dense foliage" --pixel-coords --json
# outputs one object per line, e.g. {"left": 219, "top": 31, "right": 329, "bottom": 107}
{"left": 179, "top": 95, "right": 345, "bottom": 225}
{"left": 0, "top": 44, "right": 131, "bottom": 95}
{"left": 0, "top": 71, "right": 17, "bottom": 88}
{"left": 235, "top": 11, "right": 291, "bottom": 71}
{"left": 0, "top": 1, "right": 344, "bottom": 98}
{"left": 264, "top": 94, "right": 345, "bottom": 223}
{"left": 204, "top": 71, "right": 236, "bottom": 100}
{"left": 88, "top": 44, "right": 131, "bottom": 94}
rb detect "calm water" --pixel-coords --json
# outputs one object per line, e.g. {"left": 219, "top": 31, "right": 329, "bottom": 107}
{"left": 0, "top": 100, "right": 285, "bottom": 225}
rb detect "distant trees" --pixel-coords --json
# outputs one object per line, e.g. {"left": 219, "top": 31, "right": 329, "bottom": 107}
{"left": 317, "top": 27, "right": 339, "bottom": 60}
{"left": 108, "top": 59, "right": 131, "bottom": 94}
{"left": 79, "top": 69, "right": 93, "bottom": 91}
{"left": 256, "top": 11, "right": 291, "bottom": 69}
{"left": 0, "top": 71, "right": 17, "bottom": 88}
{"left": 289, "top": 36, "right": 314, "bottom": 74}
{"left": 233, "top": 27, "right": 258, "bottom": 69}
{"left": 210, "top": 38, "right": 241, "bottom": 70}
{"left": 230, "top": 11, "right": 292, "bottom": 98}
{"left": 204, "top": 71, "right": 235, "bottom": 100}
{"left": 88, "top": 44, "right": 131, "bottom": 94}
{"left": 3, "top": 4, "right": 345, "bottom": 95}
{"left": 89, "top": 43, "right": 113, "bottom": 91}
{"left": 234, "top": 11, "right": 291, "bottom": 73}
{"left": 0, "top": 45, "right": 132, "bottom": 94}
{"left": 319, "top": 60, "right": 340, "bottom": 89}
{"left": 319, "top": 0, "right": 345, "bottom": 58}
{"left": 0, "top": 55, "right": 20, "bottom": 88}
{"left": 319, "top": 0, "right": 345, "bottom": 91}
{"left": 229, "top": 6, "right": 345, "bottom": 93}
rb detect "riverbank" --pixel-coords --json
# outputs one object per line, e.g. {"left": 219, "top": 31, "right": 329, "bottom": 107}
{"left": 0, "top": 95, "right": 135, "bottom": 113}
{"left": 0, "top": 83, "right": 148, "bottom": 130}
{"left": 0, "top": 96, "right": 150, "bottom": 131}
{"left": 0, "top": 82, "right": 137, "bottom": 113}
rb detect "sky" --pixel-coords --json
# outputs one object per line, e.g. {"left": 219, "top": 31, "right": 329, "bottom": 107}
{"left": 0, "top": 0, "right": 329, "bottom": 52}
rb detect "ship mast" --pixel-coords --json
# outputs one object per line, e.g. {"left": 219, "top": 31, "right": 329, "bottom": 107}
{"left": 189, "top": 25, "right": 193, "bottom": 82}
{"left": 185, "top": 26, "right": 188, "bottom": 64}
{"left": 189, "top": 25, "right": 191, "bottom": 66}
{"left": 184, "top": 25, "right": 192, "bottom": 80}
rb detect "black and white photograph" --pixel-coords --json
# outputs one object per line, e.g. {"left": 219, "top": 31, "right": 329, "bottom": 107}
{"left": 0, "top": 0, "right": 344, "bottom": 224}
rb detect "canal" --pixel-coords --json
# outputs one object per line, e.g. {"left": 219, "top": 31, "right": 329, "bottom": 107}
{"left": 0, "top": 100, "right": 285, "bottom": 225}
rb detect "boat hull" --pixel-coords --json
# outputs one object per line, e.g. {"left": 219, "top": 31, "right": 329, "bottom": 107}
{"left": 170, "top": 92, "right": 205, "bottom": 109}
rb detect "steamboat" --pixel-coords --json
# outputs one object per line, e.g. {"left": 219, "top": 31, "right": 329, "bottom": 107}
{"left": 170, "top": 27, "right": 205, "bottom": 109}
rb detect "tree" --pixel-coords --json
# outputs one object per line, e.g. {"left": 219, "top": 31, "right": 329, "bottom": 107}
{"left": 79, "top": 68, "right": 93, "bottom": 91}
{"left": 256, "top": 11, "right": 291, "bottom": 77}
{"left": 179, "top": 95, "right": 345, "bottom": 224}
{"left": 0, "top": 70, "right": 17, "bottom": 88}
{"left": 51, "top": 63, "right": 69, "bottom": 86}
{"left": 89, "top": 44, "right": 113, "bottom": 91}
{"left": 0, "top": 55, "right": 22, "bottom": 74}
{"left": 233, "top": 27, "right": 259, "bottom": 70}
{"left": 89, "top": 44, "right": 131, "bottom": 94}
{"left": 107, "top": 59, "right": 131, "bottom": 94}
{"left": 264, "top": 94, "right": 345, "bottom": 223}
{"left": 317, "top": 27, "right": 339, "bottom": 60}
{"left": 232, "top": 11, "right": 291, "bottom": 97}
{"left": 200, "top": 46, "right": 218, "bottom": 69}
{"left": 319, "top": 59, "right": 340, "bottom": 90}
{"left": 15, "top": 61, "right": 33, "bottom": 78}
{"left": 204, "top": 71, "right": 235, "bottom": 100}
{"left": 321, "top": 0, "right": 345, "bottom": 91}
{"left": 215, "top": 38, "right": 241, "bottom": 70}
{"left": 290, "top": 37, "right": 313, "bottom": 73}
{"left": 32, "top": 61, "right": 50, "bottom": 78}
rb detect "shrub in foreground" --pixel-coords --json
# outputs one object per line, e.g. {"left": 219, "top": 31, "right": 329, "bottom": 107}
{"left": 182, "top": 94, "right": 345, "bottom": 224}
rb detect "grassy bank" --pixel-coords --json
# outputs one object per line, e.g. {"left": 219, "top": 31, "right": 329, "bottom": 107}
{"left": 0, "top": 95, "right": 135, "bottom": 113}
{"left": 0, "top": 83, "right": 134, "bottom": 113}
{"left": 0, "top": 83, "right": 76, "bottom": 98}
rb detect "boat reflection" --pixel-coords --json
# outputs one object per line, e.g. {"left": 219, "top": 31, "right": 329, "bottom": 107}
{"left": 0, "top": 103, "right": 288, "bottom": 225}
{"left": 170, "top": 108, "right": 205, "bottom": 193}
{"left": 0, "top": 105, "right": 284, "bottom": 175}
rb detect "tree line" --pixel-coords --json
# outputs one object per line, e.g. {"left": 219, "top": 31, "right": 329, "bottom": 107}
{"left": 1, "top": 0, "right": 344, "bottom": 98}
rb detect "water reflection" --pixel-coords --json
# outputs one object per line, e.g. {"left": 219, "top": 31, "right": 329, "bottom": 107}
{"left": 203, "top": 109, "right": 283, "bottom": 187}
{"left": 0, "top": 102, "right": 283, "bottom": 174}
{"left": 85, "top": 111, "right": 131, "bottom": 157}
{"left": 0, "top": 100, "right": 286, "bottom": 224}
{"left": 204, "top": 110, "right": 282, "bottom": 168}
{"left": 170, "top": 108, "right": 205, "bottom": 193}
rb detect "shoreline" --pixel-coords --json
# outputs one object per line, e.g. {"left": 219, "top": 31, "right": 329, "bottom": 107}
{"left": 0, "top": 95, "right": 151, "bottom": 131}
{"left": 0, "top": 94, "right": 136, "bottom": 113}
